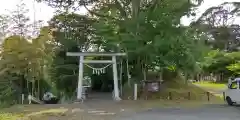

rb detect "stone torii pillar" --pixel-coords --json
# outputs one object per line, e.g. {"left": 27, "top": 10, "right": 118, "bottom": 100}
{"left": 66, "top": 52, "right": 126, "bottom": 101}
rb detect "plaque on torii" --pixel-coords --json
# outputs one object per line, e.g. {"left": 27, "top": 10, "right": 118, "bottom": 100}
{"left": 66, "top": 52, "right": 126, "bottom": 101}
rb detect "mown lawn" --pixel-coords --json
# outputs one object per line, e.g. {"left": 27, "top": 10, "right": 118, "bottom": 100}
{"left": 193, "top": 82, "right": 227, "bottom": 90}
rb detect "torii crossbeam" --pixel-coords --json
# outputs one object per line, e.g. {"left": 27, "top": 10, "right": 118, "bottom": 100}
{"left": 66, "top": 52, "right": 127, "bottom": 101}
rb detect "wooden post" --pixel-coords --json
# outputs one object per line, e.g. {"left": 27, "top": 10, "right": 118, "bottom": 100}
{"left": 223, "top": 92, "right": 226, "bottom": 101}
{"left": 21, "top": 94, "right": 24, "bottom": 104}
{"left": 38, "top": 79, "right": 40, "bottom": 99}
{"left": 188, "top": 92, "right": 191, "bottom": 100}
{"left": 168, "top": 92, "right": 172, "bottom": 100}
{"left": 77, "top": 56, "right": 84, "bottom": 100}
{"left": 112, "top": 56, "right": 121, "bottom": 101}
{"left": 206, "top": 92, "right": 210, "bottom": 101}
{"left": 120, "top": 61, "right": 123, "bottom": 96}
{"left": 28, "top": 95, "right": 31, "bottom": 104}
{"left": 134, "top": 84, "right": 138, "bottom": 100}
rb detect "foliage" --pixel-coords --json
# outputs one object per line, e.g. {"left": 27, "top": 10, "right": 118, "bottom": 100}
{"left": 48, "top": 12, "right": 95, "bottom": 96}
{"left": 191, "top": 2, "right": 240, "bottom": 51}
{"left": 202, "top": 50, "right": 240, "bottom": 76}
{"left": 2, "top": 0, "right": 234, "bottom": 105}
{"left": 92, "top": 0, "right": 207, "bottom": 80}
{"left": 189, "top": 2, "right": 240, "bottom": 81}
{"left": 226, "top": 52, "right": 240, "bottom": 75}
{"left": 227, "top": 62, "right": 240, "bottom": 74}
{"left": 0, "top": 26, "right": 55, "bottom": 105}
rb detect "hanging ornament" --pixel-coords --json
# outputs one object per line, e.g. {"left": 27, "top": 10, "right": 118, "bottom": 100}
{"left": 85, "top": 64, "right": 111, "bottom": 75}
{"left": 94, "top": 69, "right": 97, "bottom": 74}
{"left": 103, "top": 68, "right": 105, "bottom": 73}
{"left": 98, "top": 69, "right": 100, "bottom": 75}
{"left": 96, "top": 69, "right": 98, "bottom": 74}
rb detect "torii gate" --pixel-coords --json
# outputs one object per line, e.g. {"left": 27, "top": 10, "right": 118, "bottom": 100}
{"left": 66, "top": 52, "right": 126, "bottom": 101}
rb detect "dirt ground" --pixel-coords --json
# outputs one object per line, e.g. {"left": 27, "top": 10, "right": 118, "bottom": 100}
{"left": 1, "top": 99, "right": 225, "bottom": 120}
{"left": 1, "top": 83, "right": 225, "bottom": 120}
{"left": 2, "top": 100, "right": 144, "bottom": 120}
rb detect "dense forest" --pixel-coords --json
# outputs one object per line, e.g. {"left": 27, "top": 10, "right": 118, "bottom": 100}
{"left": 0, "top": 0, "right": 239, "bottom": 106}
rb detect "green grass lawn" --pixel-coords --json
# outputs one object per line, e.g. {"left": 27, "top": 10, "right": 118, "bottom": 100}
{"left": 192, "top": 81, "right": 227, "bottom": 99}
{"left": 193, "top": 81, "right": 227, "bottom": 89}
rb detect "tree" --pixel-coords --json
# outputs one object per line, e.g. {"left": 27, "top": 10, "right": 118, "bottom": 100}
{"left": 201, "top": 50, "right": 240, "bottom": 79}
{"left": 226, "top": 52, "right": 240, "bottom": 75}
{"left": 36, "top": 0, "right": 206, "bottom": 82}
{"left": 0, "top": 26, "right": 56, "bottom": 102}
{"left": 7, "top": 1, "right": 31, "bottom": 37}
{"left": 48, "top": 12, "right": 95, "bottom": 96}
{"left": 0, "top": 15, "right": 9, "bottom": 41}
{"left": 49, "top": 12, "right": 94, "bottom": 51}
{"left": 191, "top": 2, "right": 240, "bottom": 81}
{"left": 227, "top": 62, "right": 240, "bottom": 75}
{"left": 0, "top": 35, "right": 32, "bottom": 103}
{"left": 92, "top": 0, "right": 206, "bottom": 80}
{"left": 192, "top": 2, "right": 240, "bottom": 51}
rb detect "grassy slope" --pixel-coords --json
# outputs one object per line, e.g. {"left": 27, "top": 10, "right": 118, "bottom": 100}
{"left": 193, "top": 81, "right": 227, "bottom": 98}
{"left": 137, "top": 80, "right": 224, "bottom": 108}
{"left": 136, "top": 79, "right": 222, "bottom": 100}
{"left": 121, "top": 78, "right": 224, "bottom": 108}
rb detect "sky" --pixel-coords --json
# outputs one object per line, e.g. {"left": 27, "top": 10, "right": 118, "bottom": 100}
{"left": 0, "top": 0, "right": 89, "bottom": 25}
{"left": 0, "top": 0, "right": 239, "bottom": 26}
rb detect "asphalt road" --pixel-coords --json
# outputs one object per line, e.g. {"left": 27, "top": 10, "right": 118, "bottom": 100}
{"left": 117, "top": 104, "right": 240, "bottom": 120}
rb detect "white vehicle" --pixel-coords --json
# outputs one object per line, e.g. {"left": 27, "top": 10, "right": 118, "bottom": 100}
{"left": 225, "top": 77, "right": 240, "bottom": 106}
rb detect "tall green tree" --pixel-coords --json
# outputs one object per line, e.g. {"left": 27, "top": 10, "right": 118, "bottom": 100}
{"left": 0, "top": 26, "right": 56, "bottom": 102}
{"left": 192, "top": 2, "right": 240, "bottom": 51}
{"left": 92, "top": 0, "right": 206, "bottom": 80}
{"left": 37, "top": 0, "right": 206, "bottom": 82}
{"left": 48, "top": 13, "right": 95, "bottom": 96}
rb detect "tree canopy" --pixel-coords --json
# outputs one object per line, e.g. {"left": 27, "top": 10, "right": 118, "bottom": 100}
{"left": 0, "top": 0, "right": 239, "bottom": 106}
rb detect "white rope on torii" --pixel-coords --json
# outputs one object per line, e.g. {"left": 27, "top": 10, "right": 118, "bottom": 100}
{"left": 85, "top": 64, "right": 112, "bottom": 75}
{"left": 86, "top": 61, "right": 125, "bottom": 96}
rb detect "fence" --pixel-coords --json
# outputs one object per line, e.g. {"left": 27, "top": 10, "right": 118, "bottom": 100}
{"left": 136, "top": 91, "right": 226, "bottom": 101}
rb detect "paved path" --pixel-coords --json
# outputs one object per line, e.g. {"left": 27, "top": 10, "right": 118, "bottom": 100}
{"left": 9, "top": 99, "right": 240, "bottom": 120}
{"left": 117, "top": 104, "right": 240, "bottom": 120}
{"left": 26, "top": 103, "right": 240, "bottom": 120}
